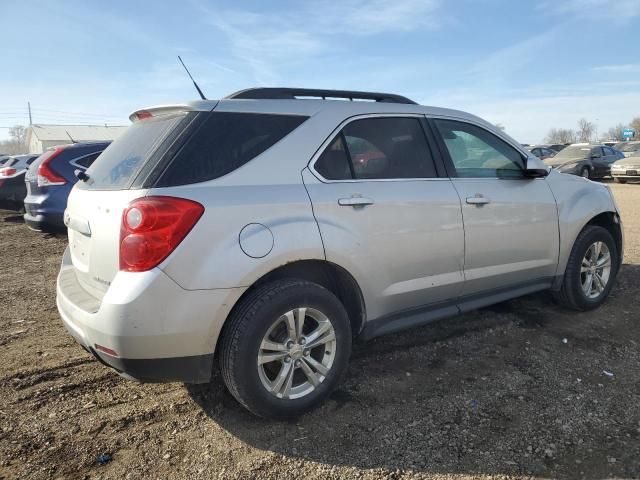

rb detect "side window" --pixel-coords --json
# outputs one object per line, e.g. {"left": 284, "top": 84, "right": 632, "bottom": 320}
{"left": 592, "top": 147, "right": 603, "bottom": 157}
{"left": 74, "top": 151, "right": 102, "bottom": 169}
{"left": 314, "top": 117, "right": 437, "bottom": 180}
{"left": 314, "top": 135, "right": 353, "bottom": 180}
{"left": 433, "top": 119, "right": 525, "bottom": 178}
{"left": 343, "top": 117, "right": 436, "bottom": 179}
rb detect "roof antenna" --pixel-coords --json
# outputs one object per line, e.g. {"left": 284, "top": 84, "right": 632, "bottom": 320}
{"left": 65, "top": 130, "right": 77, "bottom": 144}
{"left": 178, "top": 56, "right": 207, "bottom": 100}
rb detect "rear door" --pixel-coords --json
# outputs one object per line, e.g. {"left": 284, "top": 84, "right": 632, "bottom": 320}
{"left": 590, "top": 147, "right": 608, "bottom": 177}
{"left": 429, "top": 117, "right": 559, "bottom": 299}
{"left": 304, "top": 115, "right": 465, "bottom": 320}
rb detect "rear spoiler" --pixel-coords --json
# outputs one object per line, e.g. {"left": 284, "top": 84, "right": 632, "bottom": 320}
{"left": 129, "top": 101, "right": 218, "bottom": 122}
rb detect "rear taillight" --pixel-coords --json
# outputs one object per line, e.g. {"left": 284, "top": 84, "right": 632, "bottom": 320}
{"left": 119, "top": 196, "right": 204, "bottom": 272}
{"left": 37, "top": 147, "right": 67, "bottom": 187}
{"left": 0, "top": 167, "right": 17, "bottom": 177}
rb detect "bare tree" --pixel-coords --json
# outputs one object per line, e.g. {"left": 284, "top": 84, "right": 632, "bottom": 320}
{"left": 546, "top": 128, "right": 575, "bottom": 144}
{"left": 604, "top": 123, "right": 626, "bottom": 141}
{"left": 630, "top": 117, "right": 640, "bottom": 139}
{"left": 0, "top": 124, "right": 28, "bottom": 155}
{"left": 576, "top": 118, "right": 595, "bottom": 142}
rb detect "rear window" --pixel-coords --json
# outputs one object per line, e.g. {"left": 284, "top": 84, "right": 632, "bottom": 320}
{"left": 80, "top": 112, "right": 192, "bottom": 190}
{"left": 155, "top": 112, "right": 308, "bottom": 186}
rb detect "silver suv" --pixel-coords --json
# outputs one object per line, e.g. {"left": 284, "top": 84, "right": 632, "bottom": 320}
{"left": 57, "top": 88, "right": 623, "bottom": 418}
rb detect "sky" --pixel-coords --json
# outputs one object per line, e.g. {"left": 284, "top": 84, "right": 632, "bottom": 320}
{"left": 1, "top": 0, "right": 639, "bottom": 144}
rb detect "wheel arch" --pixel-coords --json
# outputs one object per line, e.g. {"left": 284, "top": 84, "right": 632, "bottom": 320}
{"left": 554, "top": 209, "right": 623, "bottom": 289}
{"left": 214, "top": 260, "right": 367, "bottom": 357}
{"left": 585, "top": 211, "right": 623, "bottom": 262}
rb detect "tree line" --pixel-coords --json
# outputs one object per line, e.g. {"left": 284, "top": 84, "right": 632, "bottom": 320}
{"left": 546, "top": 117, "right": 640, "bottom": 144}
{"left": 0, "top": 125, "right": 27, "bottom": 155}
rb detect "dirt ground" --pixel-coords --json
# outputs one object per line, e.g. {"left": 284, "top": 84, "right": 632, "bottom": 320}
{"left": 1, "top": 183, "right": 639, "bottom": 480}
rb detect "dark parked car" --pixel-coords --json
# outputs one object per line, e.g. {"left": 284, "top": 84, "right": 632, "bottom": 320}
{"left": 0, "top": 154, "right": 39, "bottom": 209}
{"left": 24, "top": 142, "right": 110, "bottom": 231}
{"left": 544, "top": 144, "right": 623, "bottom": 179}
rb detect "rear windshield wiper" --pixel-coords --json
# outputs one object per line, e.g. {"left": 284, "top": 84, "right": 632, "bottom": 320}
{"left": 74, "top": 169, "right": 90, "bottom": 182}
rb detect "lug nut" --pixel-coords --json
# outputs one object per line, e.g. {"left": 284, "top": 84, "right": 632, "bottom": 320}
{"left": 284, "top": 356, "right": 291, "bottom": 363}
{"left": 286, "top": 341, "right": 294, "bottom": 349}
{"left": 299, "top": 337, "right": 306, "bottom": 345}
{"left": 295, "top": 360, "right": 300, "bottom": 367}
{"left": 304, "top": 349, "right": 310, "bottom": 356}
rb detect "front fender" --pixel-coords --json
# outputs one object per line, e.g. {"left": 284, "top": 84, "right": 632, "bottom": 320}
{"left": 545, "top": 171, "right": 618, "bottom": 276}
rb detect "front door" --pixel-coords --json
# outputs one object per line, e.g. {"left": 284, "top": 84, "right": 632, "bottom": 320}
{"left": 430, "top": 118, "right": 560, "bottom": 297}
{"left": 303, "top": 115, "right": 465, "bottom": 320}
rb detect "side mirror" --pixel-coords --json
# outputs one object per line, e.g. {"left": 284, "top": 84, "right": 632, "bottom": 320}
{"left": 524, "top": 155, "right": 549, "bottom": 178}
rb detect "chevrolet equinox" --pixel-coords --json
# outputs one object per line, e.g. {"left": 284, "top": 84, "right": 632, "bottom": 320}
{"left": 57, "top": 88, "right": 623, "bottom": 418}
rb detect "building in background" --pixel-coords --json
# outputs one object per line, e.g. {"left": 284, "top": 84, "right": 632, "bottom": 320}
{"left": 25, "top": 124, "right": 127, "bottom": 154}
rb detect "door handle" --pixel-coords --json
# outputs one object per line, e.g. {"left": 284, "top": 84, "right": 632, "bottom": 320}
{"left": 338, "top": 196, "right": 374, "bottom": 207}
{"left": 466, "top": 195, "right": 490, "bottom": 206}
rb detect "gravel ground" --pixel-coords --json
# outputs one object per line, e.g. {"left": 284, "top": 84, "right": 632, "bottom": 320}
{"left": 1, "top": 183, "right": 639, "bottom": 480}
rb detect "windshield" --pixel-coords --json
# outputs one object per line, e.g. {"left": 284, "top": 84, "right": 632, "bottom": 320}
{"left": 549, "top": 145, "right": 592, "bottom": 161}
{"left": 614, "top": 142, "right": 640, "bottom": 152}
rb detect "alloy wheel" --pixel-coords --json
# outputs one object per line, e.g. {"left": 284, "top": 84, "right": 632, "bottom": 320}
{"left": 257, "top": 307, "right": 336, "bottom": 399}
{"left": 580, "top": 241, "right": 612, "bottom": 299}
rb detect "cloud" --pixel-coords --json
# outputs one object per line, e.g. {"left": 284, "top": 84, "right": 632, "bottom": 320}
{"left": 425, "top": 88, "right": 640, "bottom": 144}
{"left": 538, "top": 0, "right": 640, "bottom": 21}
{"left": 467, "top": 28, "right": 561, "bottom": 85}
{"left": 592, "top": 64, "right": 640, "bottom": 73}
{"left": 320, "top": 0, "right": 442, "bottom": 35}
{"left": 193, "top": 0, "right": 444, "bottom": 84}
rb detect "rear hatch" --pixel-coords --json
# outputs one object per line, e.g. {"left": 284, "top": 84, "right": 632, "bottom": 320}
{"left": 65, "top": 107, "right": 203, "bottom": 299}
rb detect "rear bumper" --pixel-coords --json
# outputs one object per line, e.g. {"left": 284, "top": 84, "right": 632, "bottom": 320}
{"left": 56, "top": 246, "right": 246, "bottom": 383}
{"left": 611, "top": 171, "right": 640, "bottom": 179}
{"left": 23, "top": 192, "right": 65, "bottom": 231}
{"left": 24, "top": 212, "right": 65, "bottom": 231}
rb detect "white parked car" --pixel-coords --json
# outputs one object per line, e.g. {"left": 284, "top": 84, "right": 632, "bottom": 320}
{"left": 57, "top": 88, "right": 623, "bottom": 418}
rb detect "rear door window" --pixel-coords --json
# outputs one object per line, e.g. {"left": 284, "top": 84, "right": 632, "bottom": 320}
{"left": 314, "top": 135, "right": 353, "bottom": 180}
{"left": 156, "top": 112, "right": 308, "bottom": 186}
{"left": 313, "top": 117, "right": 437, "bottom": 180}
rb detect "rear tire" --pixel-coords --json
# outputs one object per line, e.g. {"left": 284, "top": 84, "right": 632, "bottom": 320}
{"left": 614, "top": 177, "right": 627, "bottom": 184}
{"left": 219, "top": 279, "right": 352, "bottom": 419}
{"left": 553, "top": 225, "right": 619, "bottom": 311}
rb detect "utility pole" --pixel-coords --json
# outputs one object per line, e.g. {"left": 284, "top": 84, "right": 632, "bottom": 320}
{"left": 28, "top": 102, "right": 32, "bottom": 125}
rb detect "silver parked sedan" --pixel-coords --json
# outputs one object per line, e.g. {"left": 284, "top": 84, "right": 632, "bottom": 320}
{"left": 57, "top": 88, "right": 623, "bottom": 418}
{"left": 611, "top": 151, "right": 640, "bottom": 183}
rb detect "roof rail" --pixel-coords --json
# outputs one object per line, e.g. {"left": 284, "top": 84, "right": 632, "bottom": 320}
{"left": 225, "top": 87, "right": 417, "bottom": 105}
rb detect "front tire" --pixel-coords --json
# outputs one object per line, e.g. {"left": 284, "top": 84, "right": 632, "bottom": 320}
{"left": 553, "top": 225, "right": 619, "bottom": 311}
{"left": 580, "top": 166, "right": 590, "bottom": 178}
{"left": 219, "top": 279, "right": 352, "bottom": 419}
{"left": 614, "top": 177, "right": 627, "bottom": 184}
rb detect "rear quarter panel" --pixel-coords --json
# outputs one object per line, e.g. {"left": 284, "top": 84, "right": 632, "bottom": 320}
{"left": 152, "top": 182, "right": 325, "bottom": 290}
{"left": 545, "top": 171, "right": 618, "bottom": 275}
